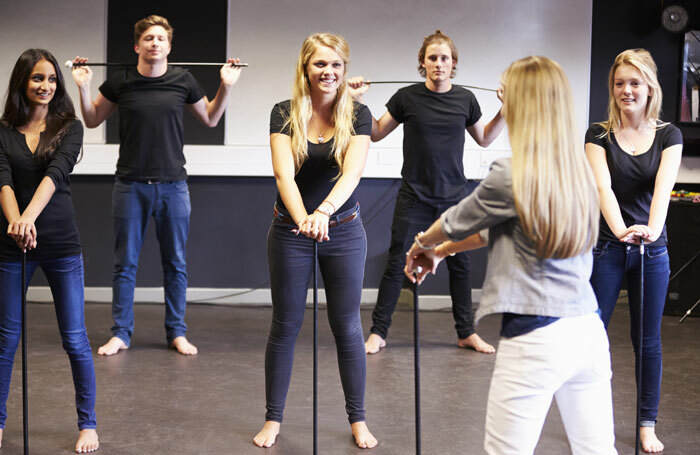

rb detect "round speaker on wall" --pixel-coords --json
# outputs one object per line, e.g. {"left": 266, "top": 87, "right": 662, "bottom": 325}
{"left": 661, "top": 4, "right": 689, "bottom": 33}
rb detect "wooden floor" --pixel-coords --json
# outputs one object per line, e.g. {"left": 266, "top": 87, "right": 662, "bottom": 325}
{"left": 2, "top": 300, "right": 699, "bottom": 454}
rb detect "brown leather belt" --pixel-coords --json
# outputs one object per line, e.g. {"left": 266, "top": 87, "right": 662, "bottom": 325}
{"left": 273, "top": 204, "right": 359, "bottom": 228}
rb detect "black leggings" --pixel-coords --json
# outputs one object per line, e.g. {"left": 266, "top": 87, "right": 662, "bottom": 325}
{"left": 264, "top": 208, "right": 367, "bottom": 423}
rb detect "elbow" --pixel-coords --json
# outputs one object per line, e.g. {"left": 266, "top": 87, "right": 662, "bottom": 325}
{"left": 477, "top": 137, "right": 493, "bottom": 148}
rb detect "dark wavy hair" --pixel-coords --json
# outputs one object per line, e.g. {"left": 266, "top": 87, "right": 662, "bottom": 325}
{"left": 1, "top": 49, "right": 78, "bottom": 160}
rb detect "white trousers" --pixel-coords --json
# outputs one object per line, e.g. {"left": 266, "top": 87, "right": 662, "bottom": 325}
{"left": 484, "top": 312, "right": 617, "bottom": 455}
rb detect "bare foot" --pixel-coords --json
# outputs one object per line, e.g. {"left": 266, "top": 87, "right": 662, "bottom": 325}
{"left": 351, "top": 421, "right": 378, "bottom": 449}
{"left": 640, "top": 426, "right": 664, "bottom": 453}
{"left": 364, "top": 334, "right": 386, "bottom": 355}
{"left": 0, "top": 427, "right": 3, "bottom": 448}
{"left": 97, "top": 337, "right": 127, "bottom": 356}
{"left": 253, "top": 421, "right": 280, "bottom": 448}
{"left": 170, "top": 336, "right": 198, "bottom": 355}
{"left": 75, "top": 429, "right": 99, "bottom": 453}
{"left": 457, "top": 333, "right": 495, "bottom": 354}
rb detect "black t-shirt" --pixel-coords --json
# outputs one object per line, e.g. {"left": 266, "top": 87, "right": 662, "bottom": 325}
{"left": 585, "top": 123, "right": 683, "bottom": 247}
{"left": 387, "top": 83, "right": 482, "bottom": 204}
{"left": 269, "top": 100, "right": 371, "bottom": 214}
{"left": 0, "top": 121, "right": 83, "bottom": 261}
{"left": 99, "top": 66, "right": 204, "bottom": 181}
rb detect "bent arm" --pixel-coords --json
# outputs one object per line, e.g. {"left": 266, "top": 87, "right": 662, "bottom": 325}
{"left": 585, "top": 142, "right": 628, "bottom": 239}
{"left": 78, "top": 90, "right": 116, "bottom": 128}
{"left": 647, "top": 143, "right": 683, "bottom": 240}
{"left": 371, "top": 111, "right": 400, "bottom": 142}
{"left": 319, "top": 135, "right": 370, "bottom": 209}
{"left": 270, "top": 133, "right": 307, "bottom": 226}
{"left": 466, "top": 110, "right": 505, "bottom": 148}
{"left": 187, "top": 59, "right": 241, "bottom": 127}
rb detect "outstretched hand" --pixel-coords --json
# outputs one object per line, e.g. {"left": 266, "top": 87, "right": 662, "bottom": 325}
{"left": 404, "top": 243, "right": 443, "bottom": 284}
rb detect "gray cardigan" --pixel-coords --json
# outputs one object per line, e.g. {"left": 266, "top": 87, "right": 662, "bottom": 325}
{"left": 440, "top": 158, "right": 598, "bottom": 323}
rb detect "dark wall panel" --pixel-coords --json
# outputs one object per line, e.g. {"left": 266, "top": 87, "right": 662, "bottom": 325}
{"left": 67, "top": 176, "right": 487, "bottom": 295}
{"left": 105, "top": 0, "right": 228, "bottom": 145}
{"left": 590, "top": 0, "right": 700, "bottom": 150}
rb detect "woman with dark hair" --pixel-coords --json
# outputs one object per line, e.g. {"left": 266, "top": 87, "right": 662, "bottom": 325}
{"left": 253, "top": 33, "right": 376, "bottom": 449}
{"left": 586, "top": 48, "right": 683, "bottom": 453}
{"left": 0, "top": 49, "right": 98, "bottom": 453}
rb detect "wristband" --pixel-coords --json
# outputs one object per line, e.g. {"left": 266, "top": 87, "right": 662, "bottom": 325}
{"left": 413, "top": 232, "right": 435, "bottom": 250}
{"left": 315, "top": 206, "right": 332, "bottom": 217}
{"left": 321, "top": 200, "right": 336, "bottom": 213}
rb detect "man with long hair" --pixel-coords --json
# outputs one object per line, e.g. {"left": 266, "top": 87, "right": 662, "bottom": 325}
{"left": 349, "top": 30, "right": 505, "bottom": 355}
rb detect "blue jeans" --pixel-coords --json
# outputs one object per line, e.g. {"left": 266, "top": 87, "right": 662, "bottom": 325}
{"left": 371, "top": 190, "right": 474, "bottom": 339}
{"left": 590, "top": 240, "right": 670, "bottom": 425}
{"left": 265, "top": 205, "right": 367, "bottom": 423}
{"left": 112, "top": 178, "right": 190, "bottom": 345}
{"left": 0, "top": 254, "right": 97, "bottom": 430}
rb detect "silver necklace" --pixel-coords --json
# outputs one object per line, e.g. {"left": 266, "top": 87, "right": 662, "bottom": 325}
{"left": 313, "top": 116, "right": 328, "bottom": 143}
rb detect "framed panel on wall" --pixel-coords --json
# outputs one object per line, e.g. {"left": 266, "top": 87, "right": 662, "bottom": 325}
{"left": 105, "top": 0, "right": 228, "bottom": 145}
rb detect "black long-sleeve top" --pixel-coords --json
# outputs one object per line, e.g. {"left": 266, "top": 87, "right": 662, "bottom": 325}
{"left": 0, "top": 120, "right": 83, "bottom": 261}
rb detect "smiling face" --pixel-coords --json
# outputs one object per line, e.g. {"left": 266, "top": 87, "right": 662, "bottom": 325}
{"left": 421, "top": 42, "right": 455, "bottom": 85}
{"left": 305, "top": 45, "right": 345, "bottom": 96}
{"left": 613, "top": 64, "right": 651, "bottom": 118}
{"left": 25, "top": 59, "right": 57, "bottom": 107}
{"left": 134, "top": 25, "right": 171, "bottom": 64}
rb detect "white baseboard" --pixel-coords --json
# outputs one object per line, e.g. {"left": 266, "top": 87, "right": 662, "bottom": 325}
{"left": 26, "top": 287, "right": 483, "bottom": 310}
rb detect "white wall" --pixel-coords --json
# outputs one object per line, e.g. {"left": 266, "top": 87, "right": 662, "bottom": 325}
{"left": 0, "top": 0, "right": 597, "bottom": 179}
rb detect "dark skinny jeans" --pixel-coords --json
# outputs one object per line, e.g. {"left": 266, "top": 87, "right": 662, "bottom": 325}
{"left": 265, "top": 205, "right": 367, "bottom": 423}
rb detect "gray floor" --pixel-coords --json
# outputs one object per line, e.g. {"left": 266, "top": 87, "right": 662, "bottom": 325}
{"left": 2, "top": 300, "right": 699, "bottom": 454}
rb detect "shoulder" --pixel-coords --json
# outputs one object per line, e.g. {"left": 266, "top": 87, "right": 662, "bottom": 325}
{"left": 67, "top": 118, "right": 83, "bottom": 133}
{"left": 352, "top": 101, "right": 370, "bottom": 118}
{"left": 455, "top": 87, "right": 477, "bottom": 101}
{"left": 271, "top": 100, "right": 291, "bottom": 116}
{"left": 585, "top": 123, "right": 607, "bottom": 145}
{"left": 489, "top": 157, "right": 512, "bottom": 180}
{"left": 104, "top": 67, "right": 131, "bottom": 85}
{"left": 657, "top": 122, "right": 683, "bottom": 146}
{"left": 392, "top": 84, "right": 420, "bottom": 99}
{"left": 479, "top": 158, "right": 513, "bottom": 201}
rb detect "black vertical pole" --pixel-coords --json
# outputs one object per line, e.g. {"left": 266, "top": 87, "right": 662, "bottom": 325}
{"left": 413, "top": 279, "right": 421, "bottom": 455}
{"left": 313, "top": 240, "right": 318, "bottom": 455}
{"left": 21, "top": 250, "right": 28, "bottom": 455}
{"left": 635, "top": 239, "right": 644, "bottom": 455}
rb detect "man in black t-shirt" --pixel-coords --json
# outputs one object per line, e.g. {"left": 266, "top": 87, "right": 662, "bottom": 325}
{"left": 349, "top": 30, "right": 505, "bottom": 355}
{"left": 71, "top": 15, "right": 242, "bottom": 356}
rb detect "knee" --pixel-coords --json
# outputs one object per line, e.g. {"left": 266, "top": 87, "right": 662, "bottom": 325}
{"left": 329, "top": 317, "right": 363, "bottom": 344}
{"left": 0, "top": 327, "right": 21, "bottom": 356}
{"left": 268, "top": 318, "right": 303, "bottom": 344}
{"left": 61, "top": 331, "right": 92, "bottom": 357}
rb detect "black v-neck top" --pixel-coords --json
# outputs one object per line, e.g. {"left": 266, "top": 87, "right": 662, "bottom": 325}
{"left": 0, "top": 120, "right": 83, "bottom": 261}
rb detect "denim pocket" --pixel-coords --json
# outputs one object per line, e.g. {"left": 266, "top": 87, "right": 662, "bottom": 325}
{"left": 592, "top": 244, "right": 607, "bottom": 259}
{"left": 646, "top": 246, "right": 668, "bottom": 259}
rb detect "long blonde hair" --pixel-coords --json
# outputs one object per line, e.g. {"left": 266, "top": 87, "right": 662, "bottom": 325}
{"left": 503, "top": 56, "right": 599, "bottom": 258}
{"left": 598, "top": 48, "right": 665, "bottom": 137}
{"left": 286, "top": 33, "right": 356, "bottom": 173}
